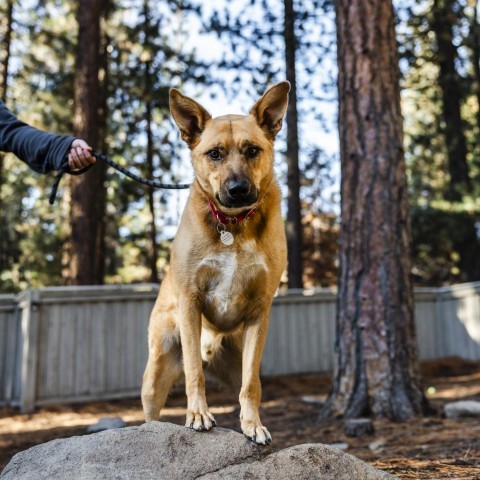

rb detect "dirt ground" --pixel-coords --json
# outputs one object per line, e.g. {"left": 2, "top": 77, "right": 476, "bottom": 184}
{"left": 1, "top": 357, "right": 480, "bottom": 479}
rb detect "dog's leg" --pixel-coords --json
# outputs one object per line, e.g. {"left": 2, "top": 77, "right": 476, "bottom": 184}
{"left": 142, "top": 339, "right": 183, "bottom": 422}
{"left": 179, "top": 299, "right": 216, "bottom": 431}
{"left": 239, "top": 312, "right": 271, "bottom": 445}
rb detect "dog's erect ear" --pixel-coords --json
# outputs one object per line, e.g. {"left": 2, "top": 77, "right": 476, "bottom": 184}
{"left": 249, "top": 81, "right": 290, "bottom": 139}
{"left": 169, "top": 89, "right": 212, "bottom": 146}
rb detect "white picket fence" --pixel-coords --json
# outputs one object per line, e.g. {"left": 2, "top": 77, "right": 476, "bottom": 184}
{"left": 0, "top": 282, "right": 479, "bottom": 412}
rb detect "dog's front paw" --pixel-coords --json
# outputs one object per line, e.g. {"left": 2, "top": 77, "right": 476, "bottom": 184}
{"left": 185, "top": 410, "right": 217, "bottom": 431}
{"left": 241, "top": 420, "right": 272, "bottom": 445}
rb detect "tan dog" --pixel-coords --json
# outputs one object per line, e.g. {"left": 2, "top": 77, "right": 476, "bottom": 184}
{"left": 141, "top": 81, "right": 290, "bottom": 445}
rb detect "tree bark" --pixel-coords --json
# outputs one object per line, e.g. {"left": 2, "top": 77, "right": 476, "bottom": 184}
{"left": 0, "top": 0, "right": 14, "bottom": 198}
{"left": 142, "top": 0, "right": 159, "bottom": 283}
{"left": 93, "top": 25, "right": 109, "bottom": 284}
{"left": 145, "top": 61, "right": 159, "bottom": 283}
{"left": 0, "top": 0, "right": 13, "bottom": 103}
{"left": 432, "top": 0, "right": 471, "bottom": 201}
{"left": 320, "top": 0, "right": 426, "bottom": 420}
{"left": 0, "top": 0, "right": 14, "bottom": 274}
{"left": 69, "top": 0, "right": 104, "bottom": 285}
{"left": 284, "top": 0, "right": 303, "bottom": 289}
{"left": 470, "top": 0, "right": 480, "bottom": 142}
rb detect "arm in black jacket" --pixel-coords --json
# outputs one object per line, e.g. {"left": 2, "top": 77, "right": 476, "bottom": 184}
{"left": 0, "top": 100, "right": 75, "bottom": 173}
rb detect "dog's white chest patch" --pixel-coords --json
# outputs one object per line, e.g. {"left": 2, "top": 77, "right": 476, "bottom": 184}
{"left": 200, "top": 252, "right": 237, "bottom": 314}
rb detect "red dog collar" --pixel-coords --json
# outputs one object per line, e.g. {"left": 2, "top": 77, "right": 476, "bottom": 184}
{"left": 206, "top": 197, "right": 256, "bottom": 225}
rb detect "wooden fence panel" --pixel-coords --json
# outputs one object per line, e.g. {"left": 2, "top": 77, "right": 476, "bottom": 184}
{"left": 0, "top": 295, "right": 17, "bottom": 406}
{"left": 264, "top": 292, "right": 337, "bottom": 375}
{"left": 436, "top": 283, "right": 480, "bottom": 360}
{"left": 30, "top": 286, "right": 157, "bottom": 409}
{"left": 1, "top": 282, "right": 479, "bottom": 411}
{"left": 264, "top": 285, "right": 480, "bottom": 374}
{"left": 413, "top": 289, "right": 439, "bottom": 360}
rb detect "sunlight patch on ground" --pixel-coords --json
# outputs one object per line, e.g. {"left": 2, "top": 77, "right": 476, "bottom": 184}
{"left": 0, "top": 404, "right": 237, "bottom": 436}
{"left": 0, "top": 414, "right": 97, "bottom": 435}
{"left": 427, "top": 383, "right": 480, "bottom": 400}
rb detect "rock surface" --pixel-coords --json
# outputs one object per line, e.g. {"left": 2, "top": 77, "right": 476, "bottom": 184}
{"left": 344, "top": 418, "right": 375, "bottom": 437}
{"left": 85, "top": 416, "right": 128, "bottom": 433}
{"left": 1, "top": 422, "right": 397, "bottom": 480}
{"left": 444, "top": 400, "right": 480, "bottom": 418}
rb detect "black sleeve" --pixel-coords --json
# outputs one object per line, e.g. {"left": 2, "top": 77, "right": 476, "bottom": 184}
{"left": 0, "top": 101, "right": 75, "bottom": 173}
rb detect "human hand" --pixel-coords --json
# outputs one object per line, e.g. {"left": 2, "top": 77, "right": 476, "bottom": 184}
{"left": 68, "top": 139, "right": 96, "bottom": 170}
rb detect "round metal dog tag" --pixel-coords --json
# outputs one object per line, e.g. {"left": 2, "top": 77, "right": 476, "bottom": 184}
{"left": 220, "top": 230, "right": 234, "bottom": 246}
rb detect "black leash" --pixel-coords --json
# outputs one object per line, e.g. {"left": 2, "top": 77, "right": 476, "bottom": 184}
{"left": 49, "top": 163, "right": 90, "bottom": 205}
{"left": 49, "top": 150, "right": 191, "bottom": 205}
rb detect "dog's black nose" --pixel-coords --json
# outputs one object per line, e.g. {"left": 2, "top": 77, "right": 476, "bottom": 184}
{"left": 226, "top": 178, "right": 250, "bottom": 199}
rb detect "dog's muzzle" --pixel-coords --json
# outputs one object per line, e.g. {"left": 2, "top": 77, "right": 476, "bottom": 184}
{"left": 218, "top": 177, "right": 258, "bottom": 209}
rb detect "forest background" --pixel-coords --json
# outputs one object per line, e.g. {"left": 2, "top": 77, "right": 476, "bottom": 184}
{"left": 0, "top": 0, "right": 479, "bottom": 293}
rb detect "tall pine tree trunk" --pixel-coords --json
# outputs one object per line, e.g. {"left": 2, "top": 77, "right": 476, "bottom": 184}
{"left": 69, "top": 0, "right": 104, "bottom": 285}
{"left": 320, "top": 0, "right": 426, "bottom": 420}
{"left": 0, "top": 0, "right": 13, "bottom": 206}
{"left": 284, "top": 0, "right": 303, "bottom": 289}
{"left": 145, "top": 60, "right": 159, "bottom": 283}
{"left": 0, "top": 0, "right": 14, "bottom": 276}
{"left": 0, "top": 0, "right": 12, "bottom": 103}
{"left": 94, "top": 25, "right": 110, "bottom": 283}
{"left": 142, "top": 0, "right": 159, "bottom": 283}
{"left": 470, "top": 0, "right": 480, "bottom": 142}
{"left": 432, "top": 0, "right": 471, "bottom": 200}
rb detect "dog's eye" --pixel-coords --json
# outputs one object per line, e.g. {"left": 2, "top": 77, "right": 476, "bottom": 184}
{"left": 245, "top": 146, "right": 260, "bottom": 159}
{"left": 207, "top": 149, "right": 222, "bottom": 161}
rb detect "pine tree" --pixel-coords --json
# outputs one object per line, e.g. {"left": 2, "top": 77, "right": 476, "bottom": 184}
{"left": 321, "top": 0, "right": 427, "bottom": 420}
{"left": 101, "top": 0, "right": 207, "bottom": 283}
{"left": 399, "top": 0, "right": 480, "bottom": 285}
{"left": 68, "top": 0, "right": 104, "bottom": 285}
{"left": 431, "top": 0, "right": 472, "bottom": 200}
{"left": 207, "top": 0, "right": 337, "bottom": 288}
{"left": 466, "top": 0, "right": 480, "bottom": 165}
{"left": 0, "top": 0, "right": 14, "bottom": 279}
{"left": 0, "top": 0, "right": 79, "bottom": 291}
{"left": 284, "top": 0, "right": 303, "bottom": 289}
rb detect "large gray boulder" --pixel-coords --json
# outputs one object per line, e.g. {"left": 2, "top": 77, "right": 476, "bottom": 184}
{"left": 1, "top": 422, "right": 396, "bottom": 480}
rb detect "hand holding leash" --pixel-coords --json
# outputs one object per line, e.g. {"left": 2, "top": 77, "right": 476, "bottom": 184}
{"left": 68, "top": 139, "right": 95, "bottom": 170}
